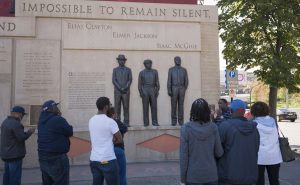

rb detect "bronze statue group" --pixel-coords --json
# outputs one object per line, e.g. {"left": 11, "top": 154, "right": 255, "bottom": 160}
{"left": 113, "top": 54, "right": 188, "bottom": 127}
{"left": 1, "top": 54, "right": 282, "bottom": 185}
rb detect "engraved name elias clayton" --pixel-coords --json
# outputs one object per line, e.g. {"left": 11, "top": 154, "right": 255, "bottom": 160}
{"left": 67, "top": 22, "right": 112, "bottom": 31}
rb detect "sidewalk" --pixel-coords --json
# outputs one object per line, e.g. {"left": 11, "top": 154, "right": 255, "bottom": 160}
{"left": 1, "top": 159, "right": 300, "bottom": 185}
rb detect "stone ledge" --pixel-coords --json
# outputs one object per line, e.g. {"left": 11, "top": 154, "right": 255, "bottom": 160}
{"left": 128, "top": 125, "right": 181, "bottom": 131}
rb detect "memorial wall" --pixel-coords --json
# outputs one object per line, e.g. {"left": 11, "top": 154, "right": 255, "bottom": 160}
{"left": 0, "top": 0, "right": 219, "bottom": 166}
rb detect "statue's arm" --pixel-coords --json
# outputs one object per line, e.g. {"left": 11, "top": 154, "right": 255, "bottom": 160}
{"left": 167, "top": 69, "right": 172, "bottom": 96}
{"left": 155, "top": 70, "right": 160, "bottom": 94}
{"left": 138, "top": 72, "right": 143, "bottom": 96}
{"left": 184, "top": 68, "right": 189, "bottom": 90}
{"left": 112, "top": 69, "right": 122, "bottom": 91}
{"left": 125, "top": 68, "right": 132, "bottom": 91}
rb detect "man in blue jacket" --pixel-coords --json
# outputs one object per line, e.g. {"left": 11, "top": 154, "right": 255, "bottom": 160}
{"left": 37, "top": 100, "right": 73, "bottom": 185}
{"left": 1, "top": 106, "right": 35, "bottom": 185}
{"left": 218, "top": 99, "right": 260, "bottom": 185}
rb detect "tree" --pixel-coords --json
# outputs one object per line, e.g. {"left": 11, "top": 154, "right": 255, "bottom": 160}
{"left": 218, "top": 0, "right": 300, "bottom": 118}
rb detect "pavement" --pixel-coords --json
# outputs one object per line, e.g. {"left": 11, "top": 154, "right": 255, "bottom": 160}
{"left": 0, "top": 157, "right": 299, "bottom": 185}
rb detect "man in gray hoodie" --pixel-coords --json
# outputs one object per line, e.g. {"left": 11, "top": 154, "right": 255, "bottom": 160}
{"left": 218, "top": 99, "right": 260, "bottom": 185}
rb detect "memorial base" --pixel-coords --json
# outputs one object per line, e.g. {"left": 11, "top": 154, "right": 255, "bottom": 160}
{"left": 0, "top": 125, "right": 181, "bottom": 169}
{"left": 69, "top": 125, "right": 181, "bottom": 165}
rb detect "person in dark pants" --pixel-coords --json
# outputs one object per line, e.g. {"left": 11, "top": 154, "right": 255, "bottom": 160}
{"left": 218, "top": 99, "right": 260, "bottom": 185}
{"left": 167, "top": 56, "right": 189, "bottom": 126}
{"left": 112, "top": 54, "right": 132, "bottom": 126}
{"left": 37, "top": 100, "right": 73, "bottom": 185}
{"left": 89, "top": 97, "right": 123, "bottom": 185}
{"left": 251, "top": 102, "right": 282, "bottom": 185}
{"left": 1, "top": 106, "right": 35, "bottom": 185}
{"left": 107, "top": 107, "right": 128, "bottom": 185}
{"left": 138, "top": 59, "right": 160, "bottom": 126}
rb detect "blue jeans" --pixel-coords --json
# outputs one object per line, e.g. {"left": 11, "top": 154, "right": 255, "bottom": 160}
{"left": 3, "top": 159, "right": 22, "bottom": 185}
{"left": 187, "top": 181, "right": 218, "bottom": 185}
{"left": 39, "top": 154, "right": 70, "bottom": 185}
{"left": 90, "top": 159, "right": 119, "bottom": 185}
{"left": 114, "top": 147, "right": 127, "bottom": 185}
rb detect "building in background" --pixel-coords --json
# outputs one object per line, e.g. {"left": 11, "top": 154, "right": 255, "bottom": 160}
{"left": 220, "top": 70, "right": 256, "bottom": 103}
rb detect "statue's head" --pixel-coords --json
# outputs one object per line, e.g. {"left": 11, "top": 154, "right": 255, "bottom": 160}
{"left": 174, "top": 56, "right": 181, "bottom": 66}
{"left": 143, "top": 59, "right": 152, "bottom": 69}
{"left": 116, "top": 54, "right": 127, "bottom": 67}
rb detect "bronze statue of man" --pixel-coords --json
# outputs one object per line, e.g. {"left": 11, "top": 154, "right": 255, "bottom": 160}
{"left": 138, "top": 59, "right": 160, "bottom": 126}
{"left": 112, "top": 54, "right": 132, "bottom": 126}
{"left": 167, "top": 56, "right": 189, "bottom": 126}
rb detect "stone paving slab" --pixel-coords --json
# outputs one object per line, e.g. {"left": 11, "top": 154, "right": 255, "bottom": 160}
{"left": 1, "top": 159, "right": 300, "bottom": 185}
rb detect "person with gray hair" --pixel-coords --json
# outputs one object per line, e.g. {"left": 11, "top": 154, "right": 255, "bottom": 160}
{"left": 138, "top": 59, "right": 160, "bottom": 126}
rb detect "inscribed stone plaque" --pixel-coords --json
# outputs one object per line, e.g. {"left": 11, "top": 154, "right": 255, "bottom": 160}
{"left": 29, "top": 105, "right": 42, "bottom": 125}
{"left": 0, "top": 39, "right": 12, "bottom": 122}
{"left": 16, "top": 0, "right": 218, "bottom": 23}
{"left": 0, "top": 17, "right": 35, "bottom": 37}
{"left": 63, "top": 19, "right": 201, "bottom": 51}
{"left": 15, "top": 40, "right": 60, "bottom": 105}
{"left": 61, "top": 50, "right": 201, "bottom": 129}
{"left": 67, "top": 71, "right": 106, "bottom": 109}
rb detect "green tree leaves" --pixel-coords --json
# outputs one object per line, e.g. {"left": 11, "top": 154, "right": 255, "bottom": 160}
{"left": 218, "top": 0, "right": 299, "bottom": 91}
{"left": 218, "top": 0, "right": 300, "bottom": 116}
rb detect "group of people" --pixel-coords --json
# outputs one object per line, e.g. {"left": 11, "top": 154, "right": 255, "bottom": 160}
{"left": 1, "top": 96, "right": 282, "bottom": 185}
{"left": 1, "top": 100, "right": 73, "bottom": 185}
{"left": 1, "top": 97, "right": 128, "bottom": 185}
{"left": 180, "top": 98, "right": 282, "bottom": 185}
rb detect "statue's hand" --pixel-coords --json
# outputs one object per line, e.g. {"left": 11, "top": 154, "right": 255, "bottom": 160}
{"left": 168, "top": 91, "right": 172, "bottom": 96}
{"left": 120, "top": 87, "right": 126, "bottom": 93}
{"left": 140, "top": 92, "right": 145, "bottom": 98}
{"left": 155, "top": 91, "right": 159, "bottom": 97}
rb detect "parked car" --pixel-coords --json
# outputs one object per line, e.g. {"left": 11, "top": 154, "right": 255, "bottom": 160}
{"left": 277, "top": 108, "right": 298, "bottom": 122}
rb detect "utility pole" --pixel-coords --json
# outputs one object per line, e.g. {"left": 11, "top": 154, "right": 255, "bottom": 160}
{"left": 285, "top": 88, "right": 289, "bottom": 109}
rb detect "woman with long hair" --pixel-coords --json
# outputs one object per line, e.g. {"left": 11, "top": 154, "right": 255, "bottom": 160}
{"left": 251, "top": 102, "right": 282, "bottom": 185}
{"left": 180, "top": 98, "right": 223, "bottom": 185}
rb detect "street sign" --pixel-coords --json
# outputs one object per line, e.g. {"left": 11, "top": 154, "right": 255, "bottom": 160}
{"left": 226, "top": 70, "right": 238, "bottom": 89}
{"left": 228, "top": 71, "right": 236, "bottom": 78}
{"left": 229, "top": 89, "right": 236, "bottom": 98}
